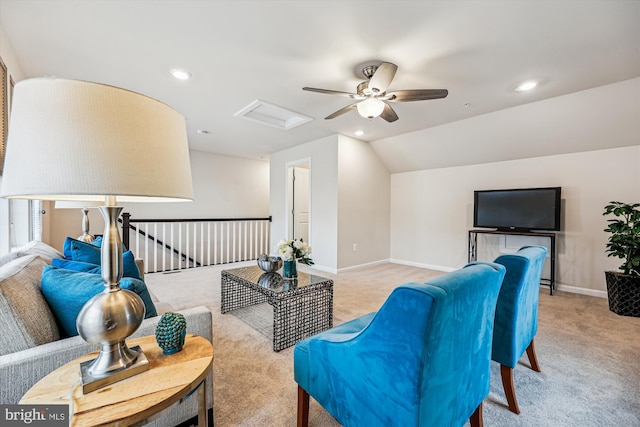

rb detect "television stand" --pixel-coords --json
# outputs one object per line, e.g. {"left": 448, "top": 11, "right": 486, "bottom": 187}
{"left": 468, "top": 229, "right": 556, "bottom": 295}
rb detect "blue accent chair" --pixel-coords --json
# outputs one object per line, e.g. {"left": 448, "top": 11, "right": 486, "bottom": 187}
{"left": 294, "top": 262, "right": 506, "bottom": 427}
{"left": 492, "top": 245, "right": 548, "bottom": 414}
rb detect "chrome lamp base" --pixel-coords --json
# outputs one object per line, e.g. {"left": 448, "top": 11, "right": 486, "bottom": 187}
{"left": 80, "top": 345, "right": 149, "bottom": 394}
{"left": 77, "top": 207, "right": 96, "bottom": 242}
{"left": 76, "top": 204, "right": 148, "bottom": 394}
{"left": 77, "top": 232, "right": 96, "bottom": 243}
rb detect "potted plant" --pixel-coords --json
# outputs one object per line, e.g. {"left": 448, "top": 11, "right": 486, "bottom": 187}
{"left": 603, "top": 201, "right": 640, "bottom": 317}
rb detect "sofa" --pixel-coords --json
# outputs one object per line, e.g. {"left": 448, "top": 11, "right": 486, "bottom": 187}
{"left": 0, "top": 240, "right": 213, "bottom": 427}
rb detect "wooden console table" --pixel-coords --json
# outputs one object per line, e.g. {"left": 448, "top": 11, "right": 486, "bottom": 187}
{"left": 468, "top": 229, "right": 556, "bottom": 295}
{"left": 20, "top": 334, "right": 213, "bottom": 427}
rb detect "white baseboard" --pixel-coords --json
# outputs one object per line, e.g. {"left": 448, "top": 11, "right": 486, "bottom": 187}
{"left": 555, "top": 284, "right": 607, "bottom": 298}
{"left": 389, "top": 258, "right": 456, "bottom": 273}
{"left": 337, "top": 259, "right": 391, "bottom": 274}
{"left": 305, "top": 264, "right": 337, "bottom": 275}
{"left": 389, "top": 259, "right": 609, "bottom": 299}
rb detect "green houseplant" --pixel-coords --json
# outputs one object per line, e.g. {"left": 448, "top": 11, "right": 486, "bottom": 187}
{"left": 603, "top": 201, "right": 640, "bottom": 317}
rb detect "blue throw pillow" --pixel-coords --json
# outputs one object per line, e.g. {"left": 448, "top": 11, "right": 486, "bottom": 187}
{"left": 40, "top": 266, "right": 157, "bottom": 337}
{"left": 63, "top": 237, "right": 101, "bottom": 264}
{"left": 52, "top": 250, "right": 142, "bottom": 280}
{"left": 51, "top": 258, "right": 101, "bottom": 274}
{"left": 63, "top": 236, "right": 127, "bottom": 263}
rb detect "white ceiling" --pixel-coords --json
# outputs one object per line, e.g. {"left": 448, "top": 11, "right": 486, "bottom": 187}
{"left": 0, "top": 0, "right": 638, "bottom": 166}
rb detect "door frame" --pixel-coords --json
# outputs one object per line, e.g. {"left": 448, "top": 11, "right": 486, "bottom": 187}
{"left": 284, "top": 157, "right": 311, "bottom": 246}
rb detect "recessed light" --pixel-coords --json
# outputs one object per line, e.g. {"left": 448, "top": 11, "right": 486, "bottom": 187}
{"left": 197, "top": 129, "right": 210, "bottom": 134}
{"left": 170, "top": 69, "right": 192, "bottom": 80}
{"left": 354, "top": 130, "right": 364, "bottom": 136}
{"left": 514, "top": 80, "right": 537, "bottom": 92}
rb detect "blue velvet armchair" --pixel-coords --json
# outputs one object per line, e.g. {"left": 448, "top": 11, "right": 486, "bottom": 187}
{"left": 294, "top": 262, "right": 506, "bottom": 427}
{"left": 492, "top": 245, "right": 548, "bottom": 414}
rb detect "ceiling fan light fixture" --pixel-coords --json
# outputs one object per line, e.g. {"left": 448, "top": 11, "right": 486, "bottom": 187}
{"left": 357, "top": 98, "right": 385, "bottom": 118}
{"left": 304, "top": 61, "right": 447, "bottom": 122}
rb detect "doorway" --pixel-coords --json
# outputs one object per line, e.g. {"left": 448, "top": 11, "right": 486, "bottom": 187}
{"left": 287, "top": 161, "right": 310, "bottom": 244}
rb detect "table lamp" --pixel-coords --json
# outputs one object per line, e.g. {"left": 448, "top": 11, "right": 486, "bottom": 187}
{"left": 54, "top": 200, "right": 104, "bottom": 242}
{"left": 0, "top": 78, "right": 193, "bottom": 392}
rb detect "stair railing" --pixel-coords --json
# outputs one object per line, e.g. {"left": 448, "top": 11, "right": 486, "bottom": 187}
{"left": 121, "top": 213, "right": 272, "bottom": 274}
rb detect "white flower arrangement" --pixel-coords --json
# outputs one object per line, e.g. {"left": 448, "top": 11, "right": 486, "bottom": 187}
{"left": 276, "top": 238, "right": 314, "bottom": 265}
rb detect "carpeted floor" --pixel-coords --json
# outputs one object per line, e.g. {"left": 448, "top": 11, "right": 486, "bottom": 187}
{"left": 145, "top": 261, "right": 640, "bottom": 427}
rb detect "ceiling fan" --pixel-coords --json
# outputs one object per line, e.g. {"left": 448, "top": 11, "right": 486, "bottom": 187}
{"left": 303, "top": 62, "right": 448, "bottom": 122}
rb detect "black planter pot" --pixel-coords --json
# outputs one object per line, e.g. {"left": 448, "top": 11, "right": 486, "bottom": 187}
{"left": 604, "top": 271, "right": 640, "bottom": 317}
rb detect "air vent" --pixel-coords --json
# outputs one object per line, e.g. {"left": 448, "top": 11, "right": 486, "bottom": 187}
{"left": 234, "top": 100, "right": 313, "bottom": 130}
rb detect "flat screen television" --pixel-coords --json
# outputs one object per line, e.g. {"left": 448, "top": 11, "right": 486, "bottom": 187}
{"left": 473, "top": 187, "right": 561, "bottom": 232}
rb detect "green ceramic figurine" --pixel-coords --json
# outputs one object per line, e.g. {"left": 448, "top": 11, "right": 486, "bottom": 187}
{"left": 155, "top": 312, "right": 187, "bottom": 354}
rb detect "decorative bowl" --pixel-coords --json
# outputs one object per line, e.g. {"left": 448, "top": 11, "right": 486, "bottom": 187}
{"left": 257, "top": 254, "right": 283, "bottom": 272}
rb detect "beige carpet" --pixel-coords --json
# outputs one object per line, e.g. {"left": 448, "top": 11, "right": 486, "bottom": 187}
{"left": 145, "top": 261, "right": 640, "bottom": 427}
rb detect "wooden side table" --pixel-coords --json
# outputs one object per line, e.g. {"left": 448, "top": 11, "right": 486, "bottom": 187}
{"left": 20, "top": 334, "right": 213, "bottom": 427}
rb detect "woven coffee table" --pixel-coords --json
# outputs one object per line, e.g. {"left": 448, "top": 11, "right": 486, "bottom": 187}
{"left": 221, "top": 266, "right": 333, "bottom": 351}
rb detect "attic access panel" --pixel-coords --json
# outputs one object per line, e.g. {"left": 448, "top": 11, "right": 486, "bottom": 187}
{"left": 234, "top": 99, "right": 313, "bottom": 130}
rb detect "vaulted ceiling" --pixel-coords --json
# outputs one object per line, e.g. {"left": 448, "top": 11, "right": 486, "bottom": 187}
{"left": 1, "top": 0, "right": 638, "bottom": 168}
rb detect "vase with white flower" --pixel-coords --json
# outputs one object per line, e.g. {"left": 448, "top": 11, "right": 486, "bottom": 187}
{"left": 277, "top": 238, "right": 313, "bottom": 279}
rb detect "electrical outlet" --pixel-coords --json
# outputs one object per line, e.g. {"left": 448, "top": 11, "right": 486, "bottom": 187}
{"left": 352, "top": 243, "right": 357, "bottom": 252}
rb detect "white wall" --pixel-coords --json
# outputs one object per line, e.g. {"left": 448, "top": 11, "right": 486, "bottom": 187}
{"left": 337, "top": 135, "right": 390, "bottom": 269}
{"left": 270, "top": 135, "right": 340, "bottom": 272}
{"left": 383, "top": 78, "right": 640, "bottom": 297}
{"left": 270, "top": 134, "right": 392, "bottom": 273}
{"left": 49, "top": 150, "right": 270, "bottom": 251}
{"left": 391, "top": 146, "right": 640, "bottom": 296}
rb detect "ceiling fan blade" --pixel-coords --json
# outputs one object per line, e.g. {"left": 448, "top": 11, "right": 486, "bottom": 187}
{"left": 303, "top": 87, "right": 358, "bottom": 98}
{"left": 380, "top": 102, "right": 399, "bottom": 123}
{"left": 325, "top": 103, "right": 358, "bottom": 120}
{"left": 368, "top": 62, "right": 398, "bottom": 94}
{"left": 386, "top": 89, "right": 449, "bottom": 102}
